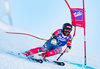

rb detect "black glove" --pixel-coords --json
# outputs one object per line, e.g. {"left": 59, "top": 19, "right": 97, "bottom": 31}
{"left": 51, "top": 33, "right": 55, "bottom": 39}
{"left": 66, "top": 46, "right": 71, "bottom": 53}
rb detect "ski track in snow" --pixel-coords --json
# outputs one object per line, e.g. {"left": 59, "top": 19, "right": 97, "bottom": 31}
{"left": 0, "top": 50, "right": 95, "bottom": 69}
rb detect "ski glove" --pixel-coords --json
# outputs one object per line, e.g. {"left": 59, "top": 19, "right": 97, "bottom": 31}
{"left": 66, "top": 46, "right": 71, "bottom": 53}
{"left": 51, "top": 33, "right": 55, "bottom": 39}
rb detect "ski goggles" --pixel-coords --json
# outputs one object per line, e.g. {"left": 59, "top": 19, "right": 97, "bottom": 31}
{"left": 63, "top": 29, "right": 71, "bottom": 33}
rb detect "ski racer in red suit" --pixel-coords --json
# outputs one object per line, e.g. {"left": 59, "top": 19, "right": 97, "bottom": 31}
{"left": 24, "top": 23, "right": 72, "bottom": 58}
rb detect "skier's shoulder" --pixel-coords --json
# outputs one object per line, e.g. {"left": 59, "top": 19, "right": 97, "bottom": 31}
{"left": 54, "top": 29, "right": 62, "bottom": 36}
{"left": 54, "top": 29, "right": 62, "bottom": 33}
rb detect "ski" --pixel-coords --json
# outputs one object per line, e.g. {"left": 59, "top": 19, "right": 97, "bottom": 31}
{"left": 53, "top": 61, "right": 65, "bottom": 66}
{"left": 4, "top": 50, "right": 64, "bottom": 65}
{"left": 28, "top": 57, "right": 43, "bottom": 63}
{"left": 27, "top": 55, "right": 65, "bottom": 66}
{"left": 18, "top": 53, "right": 43, "bottom": 63}
{"left": 43, "top": 58, "right": 65, "bottom": 66}
{"left": 27, "top": 56, "right": 65, "bottom": 66}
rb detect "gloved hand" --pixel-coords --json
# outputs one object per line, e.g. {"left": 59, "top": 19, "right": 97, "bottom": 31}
{"left": 51, "top": 39, "right": 57, "bottom": 45}
{"left": 66, "top": 46, "right": 71, "bottom": 53}
{"left": 66, "top": 48, "right": 70, "bottom": 53}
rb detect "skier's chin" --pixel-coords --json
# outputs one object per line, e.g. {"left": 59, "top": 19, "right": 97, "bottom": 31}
{"left": 63, "top": 32, "right": 69, "bottom": 36}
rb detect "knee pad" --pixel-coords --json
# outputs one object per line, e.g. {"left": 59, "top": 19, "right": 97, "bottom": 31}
{"left": 41, "top": 48, "right": 62, "bottom": 57}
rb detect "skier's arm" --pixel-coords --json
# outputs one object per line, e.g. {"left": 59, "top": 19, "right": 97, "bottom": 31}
{"left": 66, "top": 36, "right": 72, "bottom": 52}
{"left": 51, "top": 33, "right": 57, "bottom": 45}
{"left": 51, "top": 33, "right": 56, "bottom": 39}
{"left": 51, "top": 29, "right": 61, "bottom": 39}
{"left": 51, "top": 29, "right": 61, "bottom": 45}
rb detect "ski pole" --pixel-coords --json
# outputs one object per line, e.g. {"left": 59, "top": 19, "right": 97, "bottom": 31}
{"left": 6, "top": 32, "right": 51, "bottom": 42}
{"left": 57, "top": 48, "right": 66, "bottom": 61}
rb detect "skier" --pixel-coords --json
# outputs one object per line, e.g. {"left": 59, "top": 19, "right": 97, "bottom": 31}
{"left": 24, "top": 23, "right": 72, "bottom": 59}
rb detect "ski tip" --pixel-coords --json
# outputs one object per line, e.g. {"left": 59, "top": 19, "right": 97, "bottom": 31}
{"left": 39, "top": 60, "right": 43, "bottom": 63}
{"left": 60, "top": 62, "right": 65, "bottom": 66}
{"left": 5, "top": 32, "right": 8, "bottom": 33}
{"left": 53, "top": 61, "right": 65, "bottom": 66}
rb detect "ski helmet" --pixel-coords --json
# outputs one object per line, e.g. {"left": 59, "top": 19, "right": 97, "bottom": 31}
{"left": 63, "top": 23, "right": 72, "bottom": 31}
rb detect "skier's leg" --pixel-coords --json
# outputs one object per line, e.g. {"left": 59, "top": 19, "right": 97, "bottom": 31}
{"left": 41, "top": 47, "right": 62, "bottom": 57}
{"left": 24, "top": 47, "right": 44, "bottom": 56}
{"left": 24, "top": 40, "right": 52, "bottom": 56}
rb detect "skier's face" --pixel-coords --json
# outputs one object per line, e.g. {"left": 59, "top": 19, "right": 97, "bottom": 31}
{"left": 63, "top": 29, "right": 71, "bottom": 36}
